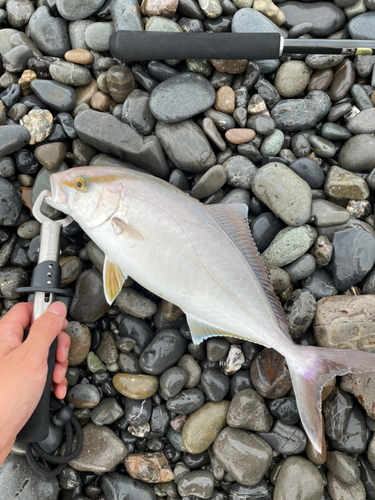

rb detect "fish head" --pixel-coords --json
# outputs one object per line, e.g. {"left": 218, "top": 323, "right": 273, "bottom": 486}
{"left": 46, "top": 166, "right": 126, "bottom": 230}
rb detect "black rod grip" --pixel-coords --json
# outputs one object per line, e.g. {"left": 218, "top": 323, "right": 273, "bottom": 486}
{"left": 110, "top": 31, "right": 281, "bottom": 62}
{"left": 16, "top": 335, "right": 58, "bottom": 443}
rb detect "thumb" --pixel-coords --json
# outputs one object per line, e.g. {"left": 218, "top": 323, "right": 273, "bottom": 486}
{"left": 22, "top": 302, "right": 67, "bottom": 361}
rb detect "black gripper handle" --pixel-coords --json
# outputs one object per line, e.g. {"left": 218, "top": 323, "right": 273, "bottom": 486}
{"left": 109, "top": 31, "right": 281, "bottom": 62}
{"left": 16, "top": 330, "right": 58, "bottom": 443}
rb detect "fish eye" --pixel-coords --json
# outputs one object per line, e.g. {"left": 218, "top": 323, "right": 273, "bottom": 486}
{"left": 75, "top": 176, "right": 88, "bottom": 191}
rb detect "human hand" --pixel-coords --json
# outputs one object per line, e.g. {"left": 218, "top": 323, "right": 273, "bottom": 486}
{"left": 0, "top": 301, "right": 70, "bottom": 466}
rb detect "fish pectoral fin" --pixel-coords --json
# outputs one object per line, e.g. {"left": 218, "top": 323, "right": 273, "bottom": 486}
{"left": 103, "top": 256, "right": 127, "bottom": 305}
{"left": 111, "top": 217, "right": 144, "bottom": 241}
{"left": 187, "top": 315, "right": 246, "bottom": 345}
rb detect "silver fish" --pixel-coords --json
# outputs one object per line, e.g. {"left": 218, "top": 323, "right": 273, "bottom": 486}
{"left": 45, "top": 166, "right": 375, "bottom": 453}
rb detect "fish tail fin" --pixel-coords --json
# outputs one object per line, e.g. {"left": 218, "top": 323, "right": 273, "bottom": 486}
{"left": 286, "top": 344, "right": 375, "bottom": 453}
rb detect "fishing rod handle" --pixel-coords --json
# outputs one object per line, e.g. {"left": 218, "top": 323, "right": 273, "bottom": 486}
{"left": 110, "top": 31, "right": 282, "bottom": 62}
{"left": 17, "top": 220, "right": 63, "bottom": 444}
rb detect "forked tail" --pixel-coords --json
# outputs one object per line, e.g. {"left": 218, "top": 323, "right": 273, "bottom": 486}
{"left": 286, "top": 345, "right": 375, "bottom": 453}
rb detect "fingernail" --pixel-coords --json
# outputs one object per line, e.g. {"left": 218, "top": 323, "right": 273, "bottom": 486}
{"left": 48, "top": 302, "right": 66, "bottom": 316}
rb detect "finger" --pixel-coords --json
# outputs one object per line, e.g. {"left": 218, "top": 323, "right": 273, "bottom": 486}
{"left": 0, "top": 302, "right": 33, "bottom": 357}
{"left": 53, "top": 359, "right": 68, "bottom": 385}
{"left": 23, "top": 302, "right": 67, "bottom": 361}
{"left": 53, "top": 379, "right": 68, "bottom": 400}
{"left": 55, "top": 331, "right": 71, "bottom": 364}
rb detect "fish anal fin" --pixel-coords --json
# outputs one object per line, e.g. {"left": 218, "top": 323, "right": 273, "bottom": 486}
{"left": 111, "top": 217, "right": 144, "bottom": 241}
{"left": 205, "top": 203, "right": 290, "bottom": 339}
{"left": 103, "top": 256, "right": 127, "bottom": 305}
{"left": 187, "top": 315, "right": 247, "bottom": 345}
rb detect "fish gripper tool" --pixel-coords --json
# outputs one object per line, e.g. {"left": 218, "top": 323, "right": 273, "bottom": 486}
{"left": 14, "top": 190, "right": 83, "bottom": 477}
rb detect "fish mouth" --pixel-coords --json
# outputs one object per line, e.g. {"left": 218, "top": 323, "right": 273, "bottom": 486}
{"left": 48, "top": 174, "right": 69, "bottom": 208}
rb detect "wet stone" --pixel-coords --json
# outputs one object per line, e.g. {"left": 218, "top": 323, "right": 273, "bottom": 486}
{"left": 213, "top": 427, "right": 273, "bottom": 486}
{"left": 327, "top": 472, "right": 366, "bottom": 500}
{"left": 66, "top": 321, "right": 91, "bottom": 366}
{"left": 125, "top": 452, "right": 173, "bottom": 483}
{"left": 251, "top": 212, "right": 285, "bottom": 254}
{"left": 140, "top": 329, "right": 187, "bottom": 375}
{"left": 0, "top": 455, "right": 59, "bottom": 500}
{"left": 326, "top": 451, "right": 360, "bottom": 486}
{"left": 323, "top": 386, "right": 353, "bottom": 440}
{"left": 91, "top": 397, "right": 124, "bottom": 426}
{"left": 113, "top": 374, "right": 159, "bottom": 399}
{"left": 96, "top": 331, "right": 118, "bottom": 365}
{"left": 67, "top": 384, "right": 100, "bottom": 409}
{"left": 268, "top": 397, "right": 299, "bottom": 425}
{"left": 166, "top": 388, "right": 205, "bottom": 414}
{"left": 101, "top": 472, "right": 155, "bottom": 500}
{"left": 177, "top": 470, "right": 214, "bottom": 498}
{"left": 125, "top": 398, "right": 152, "bottom": 426}
{"left": 273, "top": 456, "right": 324, "bottom": 500}
{"left": 201, "top": 368, "right": 229, "bottom": 402}
{"left": 330, "top": 404, "right": 367, "bottom": 455}
{"left": 258, "top": 421, "right": 307, "bottom": 455}
{"left": 331, "top": 225, "right": 375, "bottom": 291}
{"left": 115, "top": 288, "right": 157, "bottom": 319}
{"left": 226, "top": 388, "right": 273, "bottom": 432}
{"left": 341, "top": 372, "right": 375, "bottom": 419}
{"left": 30, "top": 79, "right": 76, "bottom": 112}
{"left": 207, "top": 338, "right": 230, "bottom": 362}
{"left": 67, "top": 424, "right": 127, "bottom": 476}
{"left": 250, "top": 348, "right": 292, "bottom": 399}
{"left": 0, "top": 177, "right": 22, "bottom": 226}
{"left": 70, "top": 269, "right": 110, "bottom": 323}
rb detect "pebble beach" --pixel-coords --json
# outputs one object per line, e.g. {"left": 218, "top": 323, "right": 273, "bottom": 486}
{"left": 1, "top": 0, "right": 375, "bottom": 499}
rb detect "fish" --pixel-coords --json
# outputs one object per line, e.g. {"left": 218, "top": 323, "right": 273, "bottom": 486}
{"left": 45, "top": 165, "right": 375, "bottom": 453}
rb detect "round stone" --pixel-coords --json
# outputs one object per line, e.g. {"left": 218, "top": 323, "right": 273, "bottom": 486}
{"left": 112, "top": 374, "right": 159, "bottom": 399}
{"left": 67, "top": 384, "right": 100, "bottom": 409}
{"left": 34, "top": 142, "right": 66, "bottom": 170}
{"left": 107, "top": 65, "right": 136, "bottom": 103}
{"left": 150, "top": 72, "right": 215, "bottom": 124}
{"left": 274, "top": 456, "right": 324, "bottom": 500}
{"left": 66, "top": 321, "right": 91, "bottom": 366}
{"left": 275, "top": 61, "right": 310, "bottom": 98}
{"left": 226, "top": 388, "right": 273, "bottom": 432}
{"left": 85, "top": 22, "right": 114, "bottom": 52}
{"left": 56, "top": 0, "right": 106, "bottom": 20}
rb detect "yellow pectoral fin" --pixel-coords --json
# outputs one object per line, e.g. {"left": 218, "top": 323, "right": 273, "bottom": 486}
{"left": 103, "top": 256, "right": 127, "bottom": 305}
{"left": 187, "top": 315, "right": 247, "bottom": 345}
{"left": 111, "top": 217, "right": 144, "bottom": 241}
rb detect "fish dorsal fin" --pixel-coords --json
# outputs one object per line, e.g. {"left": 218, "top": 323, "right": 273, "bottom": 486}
{"left": 103, "top": 255, "right": 127, "bottom": 305}
{"left": 205, "top": 203, "right": 290, "bottom": 338}
{"left": 187, "top": 315, "right": 246, "bottom": 345}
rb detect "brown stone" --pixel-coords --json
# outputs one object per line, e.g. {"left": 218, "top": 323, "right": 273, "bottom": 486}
{"left": 107, "top": 65, "right": 136, "bottom": 103}
{"left": 202, "top": 117, "right": 226, "bottom": 152}
{"left": 18, "top": 174, "right": 34, "bottom": 187}
{"left": 341, "top": 372, "right": 375, "bottom": 419}
{"left": 170, "top": 414, "right": 188, "bottom": 432}
{"left": 308, "top": 69, "right": 333, "bottom": 93}
{"left": 113, "top": 374, "right": 159, "bottom": 399}
{"left": 325, "top": 165, "right": 370, "bottom": 200}
{"left": 330, "top": 59, "right": 355, "bottom": 102}
{"left": 65, "top": 49, "right": 94, "bottom": 65}
{"left": 253, "top": 0, "right": 285, "bottom": 26}
{"left": 20, "top": 109, "right": 53, "bottom": 145}
{"left": 311, "top": 234, "right": 332, "bottom": 267}
{"left": 322, "top": 377, "right": 336, "bottom": 402}
{"left": 209, "top": 59, "right": 248, "bottom": 75}
{"left": 250, "top": 348, "right": 292, "bottom": 399}
{"left": 267, "top": 266, "right": 291, "bottom": 296}
{"left": 313, "top": 295, "right": 375, "bottom": 352}
{"left": 19, "top": 187, "right": 33, "bottom": 211}
{"left": 225, "top": 128, "right": 256, "bottom": 144}
{"left": 34, "top": 142, "right": 66, "bottom": 170}
{"left": 18, "top": 69, "right": 37, "bottom": 96}
{"left": 0, "top": 100, "right": 5, "bottom": 125}
{"left": 214, "top": 86, "right": 235, "bottom": 114}
{"left": 142, "top": 0, "right": 178, "bottom": 17}
{"left": 90, "top": 91, "right": 110, "bottom": 112}
{"left": 75, "top": 79, "right": 99, "bottom": 106}
{"left": 124, "top": 453, "right": 174, "bottom": 483}
{"left": 60, "top": 256, "right": 83, "bottom": 286}
{"left": 66, "top": 321, "right": 91, "bottom": 366}
{"left": 160, "top": 299, "right": 184, "bottom": 321}
{"left": 300, "top": 417, "right": 326, "bottom": 466}
{"left": 95, "top": 330, "right": 118, "bottom": 364}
